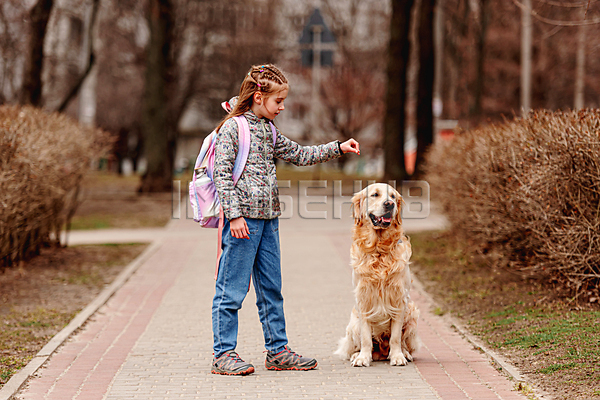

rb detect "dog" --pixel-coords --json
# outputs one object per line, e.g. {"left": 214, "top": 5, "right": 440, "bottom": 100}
{"left": 335, "top": 183, "right": 420, "bottom": 367}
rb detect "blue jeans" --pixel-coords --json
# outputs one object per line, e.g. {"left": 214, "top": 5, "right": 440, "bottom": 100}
{"left": 212, "top": 217, "right": 288, "bottom": 358}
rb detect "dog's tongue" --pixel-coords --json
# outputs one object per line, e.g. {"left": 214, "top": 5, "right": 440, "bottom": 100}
{"left": 381, "top": 212, "right": 392, "bottom": 223}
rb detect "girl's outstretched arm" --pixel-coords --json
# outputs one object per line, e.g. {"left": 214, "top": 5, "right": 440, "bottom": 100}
{"left": 274, "top": 130, "right": 359, "bottom": 166}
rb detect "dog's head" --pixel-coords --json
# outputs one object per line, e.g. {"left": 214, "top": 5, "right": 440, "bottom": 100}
{"left": 352, "top": 183, "right": 403, "bottom": 229}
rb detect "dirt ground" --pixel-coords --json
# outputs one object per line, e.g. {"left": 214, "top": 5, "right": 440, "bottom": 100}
{"left": 0, "top": 243, "right": 147, "bottom": 388}
{"left": 409, "top": 231, "right": 600, "bottom": 400}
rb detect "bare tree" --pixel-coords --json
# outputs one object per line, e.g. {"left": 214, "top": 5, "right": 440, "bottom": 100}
{"left": 521, "top": 0, "right": 532, "bottom": 112}
{"left": 139, "top": 0, "right": 208, "bottom": 191}
{"left": 94, "top": 0, "right": 147, "bottom": 174}
{"left": 139, "top": 0, "right": 173, "bottom": 192}
{"left": 56, "top": 0, "right": 100, "bottom": 113}
{"left": 383, "top": 0, "right": 414, "bottom": 182}
{"left": 20, "top": 0, "right": 54, "bottom": 106}
{"left": 317, "top": 1, "right": 388, "bottom": 159}
{"left": 139, "top": 0, "right": 281, "bottom": 192}
{"left": 320, "top": 63, "right": 385, "bottom": 164}
{"left": 0, "top": 5, "right": 20, "bottom": 104}
{"left": 574, "top": 13, "right": 586, "bottom": 109}
{"left": 415, "top": 0, "right": 435, "bottom": 177}
{"left": 471, "top": 0, "right": 489, "bottom": 116}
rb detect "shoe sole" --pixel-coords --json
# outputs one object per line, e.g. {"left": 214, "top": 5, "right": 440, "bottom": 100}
{"left": 265, "top": 361, "right": 318, "bottom": 371}
{"left": 211, "top": 366, "right": 255, "bottom": 376}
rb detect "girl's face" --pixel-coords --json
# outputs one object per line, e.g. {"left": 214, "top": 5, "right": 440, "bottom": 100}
{"left": 252, "top": 88, "right": 288, "bottom": 120}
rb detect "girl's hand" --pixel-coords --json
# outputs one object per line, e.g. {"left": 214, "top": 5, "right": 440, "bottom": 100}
{"left": 230, "top": 217, "right": 250, "bottom": 239}
{"left": 340, "top": 139, "right": 360, "bottom": 155}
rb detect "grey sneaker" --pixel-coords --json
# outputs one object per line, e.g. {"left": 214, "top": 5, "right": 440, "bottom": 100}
{"left": 211, "top": 351, "right": 255, "bottom": 376}
{"left": 265, "top": 346, "right": 318, "bottom": 371}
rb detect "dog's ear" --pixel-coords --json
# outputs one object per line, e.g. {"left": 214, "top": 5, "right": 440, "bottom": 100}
{"left": 351, "top": 189, "right": 365, "bottom": 225}
{"left": 394, "top": 190, "right": 404, "bottom": 227}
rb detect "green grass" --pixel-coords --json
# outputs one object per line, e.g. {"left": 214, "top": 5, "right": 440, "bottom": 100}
{"left": 538, "top": 362, "right": 584, "bottom": 374}
{"left": 499, "top": 309, "right": 600, "bottom": 347}
{"left": 69, "top": 213, "right": 171, "bottom": 230}
{"left": 0, "top": 308, "right": 74, "bottom": 385}
{"left": 69, "top": 215, "right": 112, "bottom": 230}
{"left": 0, "top": 356, "right": 30, "bottom": 384}
{"left": 433, "top": 307, "right": 445, "bottom": 316}
{"left": 276, "top": 164, "right": 377, "bottom": 182}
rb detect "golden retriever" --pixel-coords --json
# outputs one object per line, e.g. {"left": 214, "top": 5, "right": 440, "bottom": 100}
{"left": 335, "top": 183, "right": 420, "bottom": 367}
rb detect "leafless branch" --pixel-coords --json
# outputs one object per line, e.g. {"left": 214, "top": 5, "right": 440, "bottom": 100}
{"left": 513, "top": 0, "right": 600, "bottom": 25}
{"left": 56, "top": 0, "right": 100, "bottom": 113}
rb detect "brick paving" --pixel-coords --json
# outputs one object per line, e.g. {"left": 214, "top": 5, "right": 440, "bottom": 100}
{"left": 11, "top": 208, "right": 530, "bottom": 400}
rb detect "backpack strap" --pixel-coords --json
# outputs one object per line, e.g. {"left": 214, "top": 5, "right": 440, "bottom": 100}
{"left": 206, "top": 116, "right": 250, "bottom": 182}
{"left": 216, "top": 207, "right": 224, "bottom": 280}
{"left": 192, "top": 131, "right": 216, "bottom": 182}
{"left": 232, "top": 116, "right": 251, "bottom": 184}
{"left": 268, "top": 121, "right": 277, "bottom": 147}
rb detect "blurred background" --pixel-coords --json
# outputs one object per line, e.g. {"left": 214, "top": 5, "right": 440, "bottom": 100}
{"left": 2, "top": 0, "right": 600, "bottom": 190}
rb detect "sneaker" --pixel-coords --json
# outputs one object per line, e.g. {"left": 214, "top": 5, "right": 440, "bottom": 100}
{"left": 211, "top": 351, "right": 255, "bottom": 376}
{"left": 265, "top": 346, "right": 318, "bottom": 371}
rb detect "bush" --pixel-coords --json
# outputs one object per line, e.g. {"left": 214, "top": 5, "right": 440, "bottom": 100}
{"left": 425, "top": 109, "right": 600, "bottom": 299}
{"left": 0, "top": 105, "right": 113, "bottom": 269}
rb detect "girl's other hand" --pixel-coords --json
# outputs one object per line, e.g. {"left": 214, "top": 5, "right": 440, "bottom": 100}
{"left": 340, "top": 139, "right": 360, "bottom": 155}
{"left": 230, "top": 217, "right": 250, "bottom": 239}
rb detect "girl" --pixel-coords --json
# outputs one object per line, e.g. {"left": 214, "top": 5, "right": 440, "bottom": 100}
{"left": 211, "top": 64, "right": 360, "bottom": 376}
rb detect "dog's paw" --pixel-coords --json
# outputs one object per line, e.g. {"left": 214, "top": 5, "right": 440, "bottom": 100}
{"left": 389, "top": 351, "right": 408, "bottom": 366}
{"left": 351, "top": 352, "right": 371, "bottom": 367}
{"left": 403, "top": 349, "right": 414, "bottom": 362}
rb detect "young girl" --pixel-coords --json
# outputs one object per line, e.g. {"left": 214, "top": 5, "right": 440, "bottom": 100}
{"left": 211, "top": 64, "right": 360, "bottom": 376}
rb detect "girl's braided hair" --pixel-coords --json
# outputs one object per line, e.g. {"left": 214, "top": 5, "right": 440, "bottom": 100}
{"left": 217, "top": 64, "right": 288, "bottom": 131}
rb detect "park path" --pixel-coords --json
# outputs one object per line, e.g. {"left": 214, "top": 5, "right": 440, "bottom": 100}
{"left": 4, "top": 201, "right": 530, "bottom": 399}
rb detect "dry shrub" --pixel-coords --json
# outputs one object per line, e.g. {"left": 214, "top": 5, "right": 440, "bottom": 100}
{"left": 0, "top": 105, "right": 113, "bottom": 269}
{"left": 425, "top": 109, "right": 600, "bottom": 299}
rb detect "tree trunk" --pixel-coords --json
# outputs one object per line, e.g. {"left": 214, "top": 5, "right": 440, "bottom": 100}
{"left": 20, "top": 0, "right": 54, "bottom": 106}
{"left": 521, "top": 0, "right": 532, "bottom": 113}
{"left": 383, "top": 0, "right": 415, "bottom": 182}
{"left": 471, "top": 0, "right": 489, "bottom": 116}
{"left": 574, "top": 9, "right": 586, "bottom": 110}
{"left": 57, "top": 0, "right": 100, "bottom": 114}
{"left": 139, "top": 0, "right": 174, "bottom": 193}
{"left": 415, "top": 0, "right": 435, "bottom": 177}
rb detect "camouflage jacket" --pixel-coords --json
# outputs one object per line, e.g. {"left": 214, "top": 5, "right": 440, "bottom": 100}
{"left": 213, "top": 110, "right": 342, "bottom": 220}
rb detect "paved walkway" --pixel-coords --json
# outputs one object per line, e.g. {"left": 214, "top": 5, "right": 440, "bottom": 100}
{"left": 6, "top": 204, "right": 532, "bottom": 400}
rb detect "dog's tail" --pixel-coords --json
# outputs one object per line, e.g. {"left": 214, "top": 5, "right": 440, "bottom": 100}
{"left": 334, "top": 336, "right": 352, "bottom": 360}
